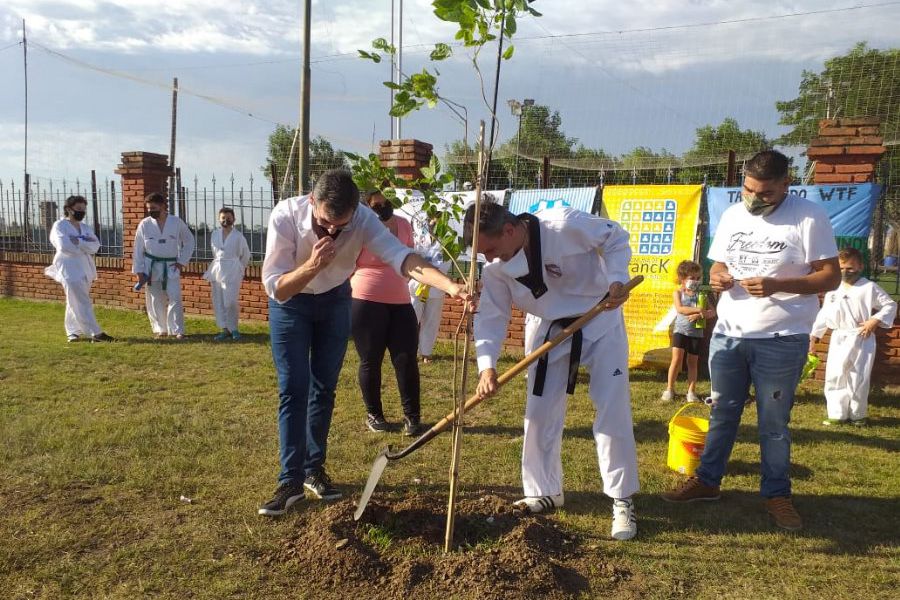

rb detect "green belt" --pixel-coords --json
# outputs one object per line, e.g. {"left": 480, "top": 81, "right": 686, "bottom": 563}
{"left": 144, "top": 252, "right": 178, "bottom": 291}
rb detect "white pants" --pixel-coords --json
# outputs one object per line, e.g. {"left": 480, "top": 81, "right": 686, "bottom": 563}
{"left": 824, "top": 329, "right": 875, "bottom": 420}
{"left": 522, "top": 319, "right": 639, "bottom": 499}
{"left": 62, "top": 277, "right": 102, "bottom": 337}
{"left": 145, "top": 275, "right": 184, "bottom": 335}
{"left": 210, "top": 278, "right": 241, "bottom": 332}
{"left": 411, "top": 285, "right": 446, "bottom": 357}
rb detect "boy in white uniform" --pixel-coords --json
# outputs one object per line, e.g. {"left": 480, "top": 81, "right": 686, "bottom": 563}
{"left": 204, "top": 207, "right": 251, "bottom": 340}
{"left": 467, "top": 199, "right": 639, "bottom": 541}
{"left": 811, "top": 247, "right": 897, "bottom": 426}
{"left": 45, "top": 195, "right": 114, "bottom": 343}
{"left": 132, "top": 192, "right": 196, "bottom": 339}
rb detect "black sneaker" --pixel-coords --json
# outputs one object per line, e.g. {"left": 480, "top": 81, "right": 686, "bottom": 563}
{"left": 366, "top": 413, "right": 389, "bottom": 433}
{"left": 257, "top": 482, "right": 305, "bottom": 517}
{"left": 67, "top": 334, "right": 81, "bottom": 343}
{"left": 91, "top": 332, "right": 115, "bottom": 343}
{"left": 403, "top": 416, "right": 423, "bottom": 437}
{"left": 304, "top": 468, "right": 342, "bottom": 500}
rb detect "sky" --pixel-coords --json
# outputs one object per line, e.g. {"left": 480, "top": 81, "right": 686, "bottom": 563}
{"left": 0, "top": 0, "right": 898, "bottom": 186}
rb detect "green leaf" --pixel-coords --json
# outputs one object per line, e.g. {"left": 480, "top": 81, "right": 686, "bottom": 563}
{"left": 358, "top": 50, "right": 382, "bottom": 63}
{"left": 372, "top": 37, "right": 396, "bottom": 54}
{"left": 429, "top": 43, "right": 453, "bottom": 61}
{"left": 382, "top": 81, "right": 403, "bottom": 90}
{"left": 502, "top": 44, "right": 514, "bottom": 60}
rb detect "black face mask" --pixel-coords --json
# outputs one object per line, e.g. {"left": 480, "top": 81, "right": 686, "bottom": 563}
{"left": 148, "top": 209, "right": 162, "bottom": 219}
{"left": 373, "top": 203, "right": 393, "bottom": 222}
{"left": 841, "top": 269, "right": 861, "bottom": 283}
{"left": 71, "top": 210, "right": 86, "bottom": 221}
{"left": 220, "top": 219, "right": 234, "bottom": 227}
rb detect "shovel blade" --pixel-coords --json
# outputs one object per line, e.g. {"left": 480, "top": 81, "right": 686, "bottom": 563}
{"left": 354, "top": 450, "right": 390, "bottom": 521}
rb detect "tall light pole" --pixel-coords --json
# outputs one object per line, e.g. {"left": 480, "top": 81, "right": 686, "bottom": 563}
{"left": 299, "top": 0, "right": 312, "bottom": 193}
{"left": 507, "top": 98, "right": 533, "bottom": 189}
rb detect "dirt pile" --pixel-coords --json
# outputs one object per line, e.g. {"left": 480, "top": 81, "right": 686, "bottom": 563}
{"left": 262, "top": 493, "right": 632, "bottom": 599}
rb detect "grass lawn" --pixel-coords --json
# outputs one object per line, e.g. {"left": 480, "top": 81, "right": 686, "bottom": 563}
{"left": 1, "top": 297, "right": 898, "bottom": 598}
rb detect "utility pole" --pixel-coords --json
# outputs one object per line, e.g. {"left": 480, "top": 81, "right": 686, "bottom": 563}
{"left": 391, "top": 0, "right": 403, "bottom": 139}
{"left": 23, "top": 19, "right": 30, "bottom": 244}
{"left": 484, "top": 6, "right": 506, "bottom": 187}
{"left": 299, "top": 0, "right": 312, "bottom": 193}
{"left": 169, "top": 77, "right": 178, "bottom": 213}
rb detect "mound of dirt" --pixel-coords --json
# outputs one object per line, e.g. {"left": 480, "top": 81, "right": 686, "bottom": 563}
{"left": 262, "top": 493, "right": 631, "bottom": 599}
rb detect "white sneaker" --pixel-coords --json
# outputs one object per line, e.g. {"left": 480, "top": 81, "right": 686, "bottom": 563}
{"left": 513, "top": 494, "right": 564, "bottom": 514}
{"left": 611, "top": 497, "right": 637, "bottom": 540}
{"left": 660, "top": 389, "right": 674, "bottom": 402}
{"left": 686, "top": 391, "right": 700, "bottom": 403}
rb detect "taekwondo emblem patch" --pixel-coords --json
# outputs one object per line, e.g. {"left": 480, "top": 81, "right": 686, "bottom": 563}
{"left": 544, "top": 263, "right": 562, "bottom": 278}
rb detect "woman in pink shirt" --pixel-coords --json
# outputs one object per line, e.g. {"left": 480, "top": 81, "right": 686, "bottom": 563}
{"left": 351, "top": 191, "right": 422, "bottom": 436}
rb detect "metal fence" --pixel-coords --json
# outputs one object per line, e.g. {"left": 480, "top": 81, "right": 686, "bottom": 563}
{"left": 0, "top": 174, "right": 123, "bottom": 255}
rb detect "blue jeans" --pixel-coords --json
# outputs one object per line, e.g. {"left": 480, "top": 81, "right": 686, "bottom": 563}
{"left": 695, "top": 333, "right": 808, "bottom": 498}
{"left": 269, "top": 281, "right": 351, "bottom": 486}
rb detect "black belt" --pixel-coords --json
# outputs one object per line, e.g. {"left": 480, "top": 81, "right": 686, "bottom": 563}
{"left": 532, "top": 316, "right": 582, "bottom": 397}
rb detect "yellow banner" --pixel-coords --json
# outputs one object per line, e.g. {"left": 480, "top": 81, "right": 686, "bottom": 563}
{"left": 601, "top": 185, "right": 703, "bottom": 367}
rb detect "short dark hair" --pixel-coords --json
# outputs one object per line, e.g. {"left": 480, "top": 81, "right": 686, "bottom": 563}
{"left": 63, "top": 195, "right": 87, "bottom": 217}
{"left": 676, "top": 260, "right": 702, "bottom": 281}
{"left": 218, "top": 207, "right": 235, "bottom": 218}
{"left": 313, "top": 169, "right": 359, "bottom": 219}
{"left": 463, "top": 194, "right": 517, "bottom": 247}
{"left": 145, "top": 191, "right": 167, "bottom": 206}
{"left": 744, "top": 150, "right": 790, "bottom": 181}
{"left": 838, "top": 247, "right": 864, "bottom": 264}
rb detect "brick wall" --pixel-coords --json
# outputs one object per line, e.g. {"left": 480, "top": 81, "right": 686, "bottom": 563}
{"left": 807, "top": 117, "right": 885, "bottom": 184}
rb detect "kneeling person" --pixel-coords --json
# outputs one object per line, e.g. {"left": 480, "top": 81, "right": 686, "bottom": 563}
{"left": 467, "top": 200, "right": 640, "bottom": 541}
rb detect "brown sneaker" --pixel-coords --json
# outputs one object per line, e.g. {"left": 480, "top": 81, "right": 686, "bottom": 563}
{"left": 766, "top": 496, "right": 802, "bottom": 531}
{"left": 662, "top": 476, "right": 721, "bottom": 503}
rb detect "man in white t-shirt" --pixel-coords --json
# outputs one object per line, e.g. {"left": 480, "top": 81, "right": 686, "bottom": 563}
{"left": 662, "top": 150, "right": 840, "bottom": 532}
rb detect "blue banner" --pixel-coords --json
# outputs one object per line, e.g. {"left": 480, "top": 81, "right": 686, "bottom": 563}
{"left": 707, "top": 184, "right": 882, "bottom": 238}
{"left": 507, "top": 187, "right": 598, "bottom": 215}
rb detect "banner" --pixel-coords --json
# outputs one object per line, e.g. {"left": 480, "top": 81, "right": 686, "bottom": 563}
{"left": 602, "top": 185, "right": 704, "bottom": 367}
{"left": 507, "top": 187, "right": 598, "bottom": 215}
{"left": 707, "top": 184, "right": 881, "bottom": 239}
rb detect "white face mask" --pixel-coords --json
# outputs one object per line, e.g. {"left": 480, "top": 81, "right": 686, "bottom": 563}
{"left": 497, "top": 246, "right": 529, "bottom": 279}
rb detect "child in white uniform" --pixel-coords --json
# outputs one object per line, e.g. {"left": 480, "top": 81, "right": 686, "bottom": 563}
{"left": 204, "top": 207, "right": 251, "bottom": 340}
{"left": 45, "top": 195, "right": 114, "bottom": 343}
{"left": 810, "top": 247, "right": 897, "bottom": 425}
{"left": 132, "top": 192, "right": 195, "bottom": 339}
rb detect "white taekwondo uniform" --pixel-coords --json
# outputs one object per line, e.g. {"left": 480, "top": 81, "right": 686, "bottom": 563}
{"left": 203, "top": 228, "right": 251, "bottom": 332}
{"left": 132, "top": 214, "right": 195, "bottom": 336}
{"left": 45, "top": 218, "right": 103, "bottom": 337}
{"left": 811, "top": 277, "right": 897, "bottom": 421}
{"left": 474, "top": 206, "right": 640, "bottom": 499}
{"left": 408, "top": 226, "right": 450, "bottom": 357}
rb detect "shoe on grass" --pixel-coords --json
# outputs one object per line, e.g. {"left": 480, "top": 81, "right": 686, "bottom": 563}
{"left": 67, "top": 334, "right": 81, "bottom": 343}
{"left": 402, "top": 416, "right": 423, "bottom": 437}
{"left": 214, "top": 330, "right": 229, "bottom": 341}
{"left": 766, "top": 496, "right": 802, "bottom": 531}
{"left": 366, "top": 414, "right": 389, "bottom": 433}
{"left": 822, "top": 418, "right": 847, "bottom": 426}
{"left": 662, "top": 476, "right": 721, "bottom": 503}
{"left": 304, "top": 468, "right": 342, "bottom": 501}
{"left": 231, "top": 330, "right": 241, "bottom": 341}
{"left": 513, "top": 493, "right": 564, "bottom": 514}
{"left": 686, "top": 391, "right": 700, "bottom": 404}
{"left": 258, "top": 482, "right": 305, "bottom": 517}
{"left": 91, "top": 332, "right": 115, "bottom": 342}
{"left": 850, "top": 418, "right": 867, "bottom": 427}
{"left": 660, "top": 389, "right": 675, "bottom": 402}
{"left": 611, "top": 497, "right": 637, "bottom": 541}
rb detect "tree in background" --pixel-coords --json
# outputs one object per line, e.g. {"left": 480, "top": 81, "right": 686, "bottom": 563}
{"left": 678, "top": 118, "right": 770, "bottom": 185}
{"left": 263, "top": 128, "right": 347, "bottom": 197}
{"left": 776, "top": 43, "right": 900, "bottom": 258}
{"left": 496, "top": 103, "right": 578, "bottom": 188}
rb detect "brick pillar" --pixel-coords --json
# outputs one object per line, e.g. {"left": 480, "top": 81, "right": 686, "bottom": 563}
{"left": 807, "top": 117, "right": 886, "bottom": 183}
{"left": 379, "top": 139, "right": 433, "bottom": 181}
{"left": 115, "top": 152, "right": 172, "bottom": 269}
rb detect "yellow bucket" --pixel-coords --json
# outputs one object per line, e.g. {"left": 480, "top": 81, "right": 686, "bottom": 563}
{"left": 666, "top": 403, "right": 709, "bottom": 475}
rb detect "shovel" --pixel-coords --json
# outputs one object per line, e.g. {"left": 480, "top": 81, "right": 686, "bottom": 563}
{"left": 353, "top": 275, "right": 644, "bottom": 520}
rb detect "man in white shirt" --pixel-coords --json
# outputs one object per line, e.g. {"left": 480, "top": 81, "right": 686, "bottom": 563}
{"left": 467, "top": 199, "right": 640, "bottom": 541}
{"left": 258, "top": 170, "right": 470, "bottom": 517}
{"left": 132, "top": 192, "right": 195, "bottom": 339}
{"left": 663, "top": 150, "right": 841, "bottom": 532}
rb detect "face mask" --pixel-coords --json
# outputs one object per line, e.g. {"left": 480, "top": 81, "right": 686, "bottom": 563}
{"left": 373, "top": 203, "right": 393, "bottom": 222}
{"left": 685, "top": 280, "right": 700, "bottom": 292}
{"left": 148, "top": 209, "right": 161, "bottom": 219}
{"left": 220, "top": 219, "right": 233, "bottom": 227}
{"left": 841, "top": 269, "right": 860, "bottom": 283}
{"left": 71, "top": 210, "right": 86, "bottom": 221}
{"left": 497, "top": 246, "right": 529, "bottom": 279}
{"left": 741, "top": 193, "right": 778, "bottom": 217}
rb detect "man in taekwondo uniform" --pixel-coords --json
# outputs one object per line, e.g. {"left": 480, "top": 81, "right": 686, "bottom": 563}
{"left": 467, "top": 199, "right": 639, "bottom": 541}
